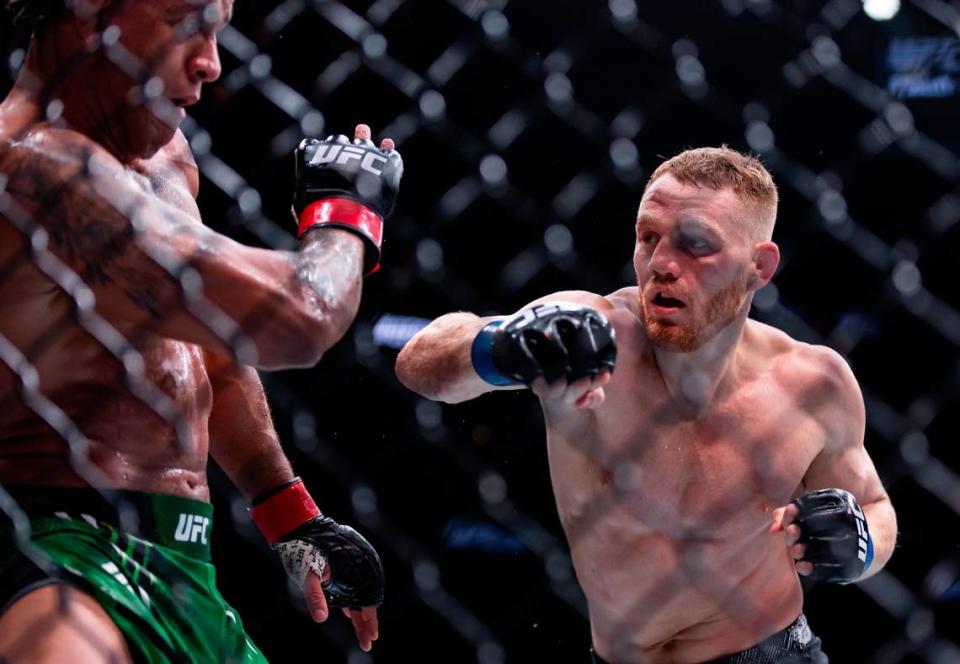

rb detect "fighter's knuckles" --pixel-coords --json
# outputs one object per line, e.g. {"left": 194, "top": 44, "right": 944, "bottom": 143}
{"left": 576, "top": 387, "right": 605, "bottom": 409}
{"left": 785, "top": 523, "right": 801, "bottom": 544}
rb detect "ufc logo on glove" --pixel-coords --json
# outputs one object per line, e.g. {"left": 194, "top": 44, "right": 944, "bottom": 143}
{"left": 306, "top": 144, "right": 388, "bottom": 176}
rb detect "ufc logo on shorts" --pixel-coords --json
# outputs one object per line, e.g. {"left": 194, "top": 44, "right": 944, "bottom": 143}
{"left": 852, "top": 502, "right": 868, "bottom": 563}
{"left": 174, "top": 513, "right": 210, "bottom": 544}
{"left": 309, "top": 144, "right": 388, "bottom": 176}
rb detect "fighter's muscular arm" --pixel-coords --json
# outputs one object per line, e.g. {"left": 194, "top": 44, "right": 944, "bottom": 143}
{"left": 797, "top": 348, "right": 897, "bottom": 580}
{"left": 204, "top": 350, "right": 380, "bottom": 650}
{"left": 0, "top": 130, "right": 362, "bottom": 369}
{"left": 204, "top": 350, "right": 294, "bottom": 497}
{"left": 395, "top": 290, "right": 611, "bottom": 405}
{"left": 395, "top": 311, "right": 506, "bottom": 403}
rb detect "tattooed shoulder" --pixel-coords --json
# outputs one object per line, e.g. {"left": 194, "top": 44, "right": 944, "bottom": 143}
{"left": 0, "top": 130, "right": 175, "bottom": 319}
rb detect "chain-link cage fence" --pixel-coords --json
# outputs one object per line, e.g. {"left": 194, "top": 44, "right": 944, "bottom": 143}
{"left": 0, "top": 0, "right": 958, "bottom": 662}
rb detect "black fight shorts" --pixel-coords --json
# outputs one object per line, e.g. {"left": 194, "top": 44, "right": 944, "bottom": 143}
{"left": 591, "top": 614, "right": 829, "bottom": 664}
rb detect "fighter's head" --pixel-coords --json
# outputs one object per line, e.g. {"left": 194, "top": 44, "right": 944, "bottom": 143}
{"left": 634, "top": 146, "right": 780, "bottom": 352}
{"left": 7, "top": 0, "right": 232, "bottom": 161}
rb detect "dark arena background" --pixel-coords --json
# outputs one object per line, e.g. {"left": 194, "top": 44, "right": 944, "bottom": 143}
{"left": 2, "top": 0, "right": 960, "bottom": 662}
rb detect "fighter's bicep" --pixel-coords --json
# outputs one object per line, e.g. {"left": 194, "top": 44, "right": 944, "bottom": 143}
{"left": 803, "top": 442, "right": 879, "bottom": 503}
{"left": 802, "top": 397, "right": 884, "bottom": 504}
{"left": 797, "top": 345, "right": 884, "bottom": 500}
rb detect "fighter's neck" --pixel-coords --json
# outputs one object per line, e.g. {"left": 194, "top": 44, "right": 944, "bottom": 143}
{"left": 650, "top": 314, "right": 750, "bottom": 415}
{"left": 13, "top": 43, "right": 138, "bottom": 163}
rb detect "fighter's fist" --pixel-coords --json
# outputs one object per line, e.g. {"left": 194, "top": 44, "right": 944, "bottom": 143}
{"left": 772, "top": 488, "right": 873, "bottom": 584}
{"left": 473, "top": 302, "right": 617, "bottom": 387}
{"left": 250, "top": 477, "right": 384, "bottom": 650}
{"left": 293, "top": 124, "right": 403, "bottom": 273}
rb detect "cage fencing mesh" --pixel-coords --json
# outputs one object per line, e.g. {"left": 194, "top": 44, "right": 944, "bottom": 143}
{"left": 0, "top": 0, "right": 959, "bottom": 662}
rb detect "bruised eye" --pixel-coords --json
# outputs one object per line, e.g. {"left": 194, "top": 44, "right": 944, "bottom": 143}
{"left": 681, "top": 234, "right": 714, "bottom": 254}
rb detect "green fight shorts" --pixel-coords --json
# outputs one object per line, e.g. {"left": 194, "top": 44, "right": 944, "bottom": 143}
{"left": 0, "top": 485, "right": 268, "bottom": 664}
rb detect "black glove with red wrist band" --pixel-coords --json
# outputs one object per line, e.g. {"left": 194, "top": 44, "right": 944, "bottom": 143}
{"left": 293, "top": 131, "right": 403, "bottom": 275}
{"left": 250, "top": 477, "right": 385, "bottom": 609}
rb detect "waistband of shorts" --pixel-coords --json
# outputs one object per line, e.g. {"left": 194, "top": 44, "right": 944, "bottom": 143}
{"left": 591, "top": 614, "right": 814, "bottom": 664}
{"left": 0, "top": 484, "right": 215, "bottom": 561}
{"left": 707, "top": 613, "right": 814, "bottom": 664}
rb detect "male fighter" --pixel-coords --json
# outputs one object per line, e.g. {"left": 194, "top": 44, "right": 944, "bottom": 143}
{"left": 396, "top": 147, "right": 897, "bottom": 663}
{"left": 0, "top": 0, "right": 399, "bottom": 661}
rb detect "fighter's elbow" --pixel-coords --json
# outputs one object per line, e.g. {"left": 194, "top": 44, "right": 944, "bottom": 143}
{"left": 395, "top": 344, "right": 428, "bottom": 395}
{"left": 302, "top": 299, "right": 360, "bottom": 363}
{"left": 256, "top": 286, "right": 360, "bottom": 369}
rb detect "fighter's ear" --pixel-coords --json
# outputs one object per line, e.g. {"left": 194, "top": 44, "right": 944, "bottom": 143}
{"left": 747, "top": 242, "right": 780, "bottom": 291}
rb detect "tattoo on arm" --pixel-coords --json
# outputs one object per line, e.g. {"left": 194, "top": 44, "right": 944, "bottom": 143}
{"left": 2, "top": 143, "right": 190, "bottom": 319}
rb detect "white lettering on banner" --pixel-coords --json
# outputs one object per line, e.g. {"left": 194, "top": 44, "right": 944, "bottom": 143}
{"left": 174, "top": 513, "right": 210, "bottom": 544}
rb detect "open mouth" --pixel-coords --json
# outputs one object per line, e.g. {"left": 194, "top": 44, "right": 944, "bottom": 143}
{"left": 652, "top": 292, "right": 686, "bottom": 309}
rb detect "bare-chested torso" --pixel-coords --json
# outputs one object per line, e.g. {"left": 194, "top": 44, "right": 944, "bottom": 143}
{"left": 545, "top": 289, "right": 831, "bottom": 663}
{"left": 0, "top": 100, "right": 212, "bottom": 499}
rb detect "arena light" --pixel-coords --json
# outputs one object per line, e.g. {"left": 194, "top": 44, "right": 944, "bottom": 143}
{"left": 863, "top": 0, "right": 900, "bottom": 21}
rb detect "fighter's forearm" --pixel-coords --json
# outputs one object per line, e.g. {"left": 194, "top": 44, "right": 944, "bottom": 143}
{"left": 205, "top": 352, "right": 295, "bottom": 500}
{"left": 396, "top": 312, "right": 510, "bottom": 403}
{"left": 858, "top": 494, "right": 897, "bottom": 581}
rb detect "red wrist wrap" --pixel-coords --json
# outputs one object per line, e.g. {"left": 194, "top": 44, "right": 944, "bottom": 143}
{"left": 250, "top": 478, "right": 321, "bottom": 545}
{"left": 297, "top": 197, "right": 384, "bottom": 248}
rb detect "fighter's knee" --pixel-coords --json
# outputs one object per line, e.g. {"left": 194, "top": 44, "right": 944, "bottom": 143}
{"left": 0, "top": 584, "right": 132, "bottom": 663}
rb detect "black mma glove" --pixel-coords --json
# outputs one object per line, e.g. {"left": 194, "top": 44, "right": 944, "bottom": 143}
{"left": 471, "top": 301, "right": 617, "bottom": 386}
{"left": 792, "top": 488, "right": 873, "bottom": 583}
{"left": 293, "top": 129, "right": 403, "bottom": 274}
{"left": 250, "top": 477, "right": 385, "bottom": 609}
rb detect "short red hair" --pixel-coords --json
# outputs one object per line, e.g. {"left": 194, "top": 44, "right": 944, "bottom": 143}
{"left": 645, "top": 146, "right": 778, "bottom": 241}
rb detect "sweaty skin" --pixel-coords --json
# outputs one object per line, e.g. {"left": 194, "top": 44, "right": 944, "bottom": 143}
{"left": 0, "top": 0, "right": 381, "bottom": 653}
{"left": 396, "top": 176, "right": 896, "bottom": 663}
{"left": 0, "top": 0, "right": 362, "bottom": 496}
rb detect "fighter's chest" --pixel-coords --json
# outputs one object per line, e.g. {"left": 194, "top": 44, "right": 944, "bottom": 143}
{"left": 558, "top": 385, "right": 823, "bottom": 537}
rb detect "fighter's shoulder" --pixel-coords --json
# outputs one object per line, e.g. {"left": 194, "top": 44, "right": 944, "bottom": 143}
{"left": 0, "top": 124, "right": 120, "bottom": 181}
{"left": 750, "top": 322, "right": 863, "bottom": 415}
{"left": 605, "top": 287, "right": 640, "bottom": 314}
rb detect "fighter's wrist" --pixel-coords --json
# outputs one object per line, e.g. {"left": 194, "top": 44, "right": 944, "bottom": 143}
{"left": 471, "top": 320, "right": 520, "bottom": 387}
{"left": 250, "top": 476, "right": 321, "bottom": 545}
{"left": 862, "top": 532, "right": 874, "bottom": 574}
{"left": 297, "top": 197, "right": 383, "bottom": 274}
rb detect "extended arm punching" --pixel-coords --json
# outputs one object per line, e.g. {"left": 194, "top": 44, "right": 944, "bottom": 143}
{"left": 396, "top": 292, "right": 617, "bottom": 406}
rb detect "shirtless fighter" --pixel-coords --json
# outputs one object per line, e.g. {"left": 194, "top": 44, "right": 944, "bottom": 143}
{"left": 0, "top": 0, "right": 400, "bottom": 661}
{"left": 396, "top": 147, "right": 897, "bottom": 663}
